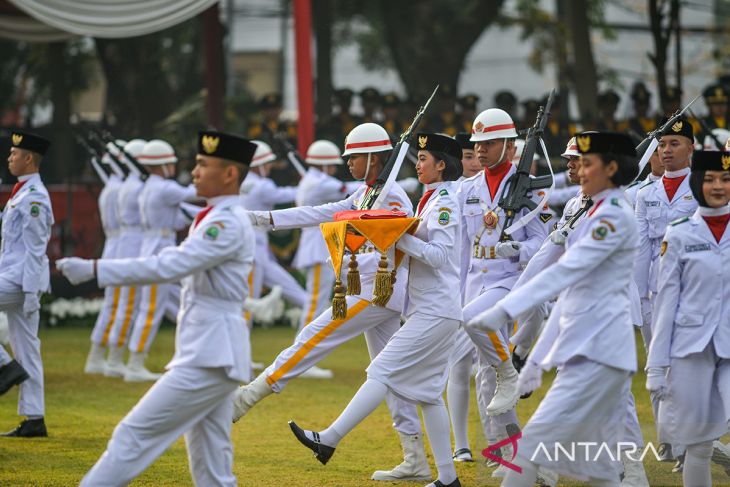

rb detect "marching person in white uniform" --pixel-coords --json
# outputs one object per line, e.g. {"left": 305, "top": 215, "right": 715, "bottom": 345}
{"left": 57, "top": 131, "right": 256, "bottom": 487}
{"left": 455, "top": 132, "right": 481, "bottom": 179}
{"left": 0, "top": 131, "right": 53, "bottom": 438}
{"left": 633, "top": 118, "right": 697, "bottom": 462}
{"left": 470, "top": 131, "right": 640, "bottom": 485}
{"left": 240, "top": 140, "right": 307, "bottom": 315}
{"left": 288, "top": 132, "right": 464, "bottom": 487}
{"left": 84, "top": 141, "right": 127, "bottom": 375}
{"left": 457, "top": 109, "right": 548, "bottom": 452}
{"left": 625, "top": 149, "right": 663, "bottom": 209}
{"left": 232, "top": 123, "right": 431, "bottom": 482}
{"left": 124, "top": 139, "right": 199, "bottom": 381}
{"left": 102, "top": 139, "right": 147, "bottom": 377}
{"left": 647, "top": 150, "right": 730, "bottom": 487}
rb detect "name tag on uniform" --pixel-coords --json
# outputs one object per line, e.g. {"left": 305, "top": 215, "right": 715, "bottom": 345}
{"left": 683, "top": 195, "right": 693, "bottom": 201}
{"left": 685, "top": 243, "right": 711, "bottom": 252}
{"left": 466, "top": 197, "right": 480, "bottom": 205}
{"left": 645, "top": 201, "right": 660, "bottom": 207}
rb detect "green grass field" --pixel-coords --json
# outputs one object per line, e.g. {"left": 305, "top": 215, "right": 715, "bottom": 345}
{"left": 1, "top": 326, "right": 728, "bottom": 486}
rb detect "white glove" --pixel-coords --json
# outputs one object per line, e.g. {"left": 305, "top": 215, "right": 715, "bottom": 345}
{"left": 56, "top": 257, "right": 95, "bottom": 285}
{"left": 23, "top": 292, "right": 40, "bottom": 317}
{"left": 244, "top": 285, "right": 284, "bottom": 325}
{"left": 549, "top": 229, "right": 567, "bottom": 245}
{"left": 640, "top": 297, "right": 652, "bottom": 326}
{"left": 517, "top": 359, "right": 543, "bottom": 397}
{"left": 495, "top": 240, "right": 522, "bottom": 259}
{"left": 466, "top": 304, "right": 511, "bottom": 333}
{"left": 397, "top": 177, "right": 420, "bottom": 194}
{"left": 645, "top": 366, "right": 668, "bottom": 400}
{"left": 247, "top": 211, "right": 272, "bottom": 228}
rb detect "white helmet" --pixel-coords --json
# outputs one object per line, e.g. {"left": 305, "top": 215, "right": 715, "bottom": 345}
{"left": 101, "top": 139, "right": 126, "bottom": 165}
{"left": 123, "top": 139, "right": 146, "bottom": 160}
{"left": 342, "top": 123, "right": 392, "bottom": 156}
{"left": 470, "top": 108, "right": 518, "bottom": 142}
{"left": 250, "top": 140, "right": 277, "bottom": 168}
{"left": 703, "top": 129, "right": 730, "bottom": 151}
{"left": 138, "top": 139, "right": 177, "bottom": 165}
{"left": 561, "top": 137, "right": 580, "bottom": 158}
{"left": 306, "top": 140, "right": 343, "bottom": 165}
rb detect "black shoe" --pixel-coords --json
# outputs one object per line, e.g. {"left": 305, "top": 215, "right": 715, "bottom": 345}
{"left": 288, "top": 420, "right": 335, "bottom": 465}
{"left": 672, "top": 453, "right": 684, "bottom": 473}
{"left": 1, "top": 418, "right": 47, "bottom": 438}
{"left": 431, "top": 479, "right": 461, "bottom": 487}
{"left": 0, "top": 360, "right": 29, "bottom": 395}
{"left": 657, "top": 442, "right": 674, "bottom": 462}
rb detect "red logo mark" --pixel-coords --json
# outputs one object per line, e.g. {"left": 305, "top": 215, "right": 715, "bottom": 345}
{"left": 482, "top": 432, "right": 522, "bottom": 473}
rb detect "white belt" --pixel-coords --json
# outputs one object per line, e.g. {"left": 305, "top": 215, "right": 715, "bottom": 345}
{"left": 120, "top": 225, "right": 142, "bottom": 232}
{"left": 472, "top": 245, "right": 497, "bottom": 259}
{"left": 187, "top": 294, "right": 243, "bottom": 314}
{"left": 105, "top": 228, "right": 121, "bottom": 238}
{"left": 143, "top": 228, "right": 174, "bottom": 238}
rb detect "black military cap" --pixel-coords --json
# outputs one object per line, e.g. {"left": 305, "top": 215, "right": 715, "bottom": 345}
{"left": 691, "top": 150, "right": 730, "bottom": 172}
{"left": 522, "top": 98, "right": 541, "bottom": 113}
{"left": 455, "top": 132, "right": 474, "bottom": 150}
{"left": 494, "top": 90, "right": 517, "bottom": 107}
{"left": 703, "top": 84, "right": 729, "bottom": 105}
{"left": 658, "top": 116, "right": 693, "bottom": 141}
{"left": 574, "top": 131, "right": 636, "bottom": 156}
{"left": 359, "top": 87, "right": 381, "bottom": 103}
{"left": 631, "top": 82, "right": 651, "bottom": 102}
{"left": 598, "top": 90, "right": 620, "bottom": 106}
{"left": 382, "top": 92, "right": 400, "bottom": 107}
{"left": 198, "top": 131, "right": 257, "bottom": 166}
{"left": 9, "top": 130, "right": 50, "bottom": 156}
{"left": 417, "top": 133, "right": 462, "bottom": 160}
{"left": 458, "top": 93, "right": 480, "bottom": 110}
{"left": 662, "top": 86, "right": 682, "bottom": 102}
{"left": 259, "top": 93, "right": 282, "bottom": 109}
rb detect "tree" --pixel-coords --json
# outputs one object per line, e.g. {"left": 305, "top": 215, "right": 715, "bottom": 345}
{"left": 648, "top": 0, "right": 680, "bottom": 106}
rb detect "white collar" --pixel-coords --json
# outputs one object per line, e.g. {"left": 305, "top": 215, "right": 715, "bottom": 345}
{"left": 664, "top": 167, "right": 690, "bottom": 178}
{"left": 699, "top": 205, "right": 730, "bottom": 217}
{"left": 17, "top": 173, "right": 37, "bottom": 182}
{"left": 206, "top": 194, "right": 240, "bottom": 207}
{"left": 647, "top": 172, "right": 662, "bottom": 182}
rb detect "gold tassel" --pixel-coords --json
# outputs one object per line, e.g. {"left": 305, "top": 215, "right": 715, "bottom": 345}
{"left": 372, "top": 252, "right": 393, "bottom": 307}
{"left": 346, "top": 253, "right": 361, "bottom": 295}
{"left": 331, "top": 279, "right": 347, "bottom": 319}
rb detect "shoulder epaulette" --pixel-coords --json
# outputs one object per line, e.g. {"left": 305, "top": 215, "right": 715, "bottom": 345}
{"left": 626, "top": 180, "right": 641, "bottom": 189}
{"left": 610, "top": 198, "right": 621, "bottom": 207}
{"left": 639, "top": 179, "right": 656, "bottom": 190}
{"left": 669, "top": 216, "right": 689, "bottom": 226}
{"left": 439, "top": 189, "right": 448, "bottom": 196}
{"left": 28, "top": 185, "right": 37, "bottom": 192}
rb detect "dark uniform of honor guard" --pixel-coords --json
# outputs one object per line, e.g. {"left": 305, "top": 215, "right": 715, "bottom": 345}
{"left": 457, "top": 93, "right": 480, "bottom": 134}
{"left": 597, "top": 89, "right": 621, "bottom": 131}
{"left": 429, "top": 84, "right": 459, "bottom": 136}
{"left": 360, "top": 87, "right": 382, "bottom": 124}
{"left": 520, "top": 98, "right": 540, "bottom": 130}
{"left": 701, "top": 84, "right": 729, "bottom": 130}
{"left": 622, "top": 82, "right": 657, "bottom": 139}
{"left": 0, "top": 131, "right": 52, "bottom": 438}
{"left": 542, "top": 93, "right": 577, "bottom": 157}
{"left": 660, "top": 86, "right": 683, "bottom": 119}
{"left": 320, "top": 88, "right": 359, "bottom": 150}
{"left": 494, "top": 90, "right": 517, "bottom": 121}
{"left": 382, "top": 92, "right": 404, "bottom": 139}
{"left": 247, "top": 92, "right": 298, "bottom": 147}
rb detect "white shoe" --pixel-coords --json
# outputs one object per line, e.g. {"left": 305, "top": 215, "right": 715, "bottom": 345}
{"left": 232, "top": 373, "right": 273, "bottom": 422}
{"left": 251, "top": 361, "right": 264, "bottom": 370}
{"left": 103, "top": 346, "right": 126, "bottom": 377}
{"left": 452, "top": 448, "right": 474, "bottom": 462}
{"left": 299, "top": 365, "right": 333, "bottom": 379}
{"left": 712, "top": 441, "right": 730, "bottom": 475}
{"left": 123, "top": 351, "right": 161, "bottom": 382}
{"left": 486, "top": 360, "right": 519, "bottom": 416}
{"left": 84, "top": 343, "right": 106, "bottom": 375}
{"left": 371, "top": 432, "right": 432, "bottom": 481}
{"left": 536, "top": 467, "right": 558, "bottom": 487}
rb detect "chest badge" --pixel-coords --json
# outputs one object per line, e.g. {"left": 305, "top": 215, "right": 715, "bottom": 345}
{"left": 483, "top": 210, "right": 499, "bottom": 233}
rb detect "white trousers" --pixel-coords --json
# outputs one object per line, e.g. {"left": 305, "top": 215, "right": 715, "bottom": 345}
{"left": 90, "top": 286, "right": 122, "bottom": 347}
{"left": 106, "top": 285, "right": 140, "bottom": 349}
{"left": 263, "top": 296, "right": 422, "bottom": 435}
{"left": 463, "top": 287, "right": 513, "bottom": 366}
{"left": 297, "top": 263, "right": 335, "bottom": 332}
{"left": 249, "top": 245, "right": 308, "bottom": 308}
{"left": 127, "top": 282, "right": 179, "bottom": 354}
{"left": 80, "top": 366, "right": 238, "bottom": 487}
{"left": 0, "top": 277, "right": 44, "bottom": 416}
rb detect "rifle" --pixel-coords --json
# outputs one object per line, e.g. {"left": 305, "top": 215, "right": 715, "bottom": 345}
{"left": 272, "top": 133, "right": 307, "bottom": 178}
{"left": 498, "top": 89, "right": 556, "bottom": 240}
{"left": 73, "top": 131, "right": 110, "bottom": 184}
{"left": 686, "top": 107, "right": 726, "bottom": 150}
{"left": 86, "top": 129, "right": 127, "bottom": 178}
{"left": 365, "top": 85, "right": 439, "bottom": 210}
{"left": 97, "top": 131, "right": 150, "bottom": 180}
{"left": 634, "top": 94, "right": 701, "bottom": 177}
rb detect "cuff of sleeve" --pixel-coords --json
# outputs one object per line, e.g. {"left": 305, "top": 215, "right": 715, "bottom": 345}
{"left": 395, "top": 233, "right": 423, "bottom": 258}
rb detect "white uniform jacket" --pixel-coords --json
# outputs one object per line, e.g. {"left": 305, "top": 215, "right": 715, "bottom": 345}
{"left": 138, "top": 174, "right": 198, "bottom": 257}
{"left": 291, "top": 167, "right": 347, "bottom": 269}
{"left": 96, "top": 195, "right": 254, "bottom": 381}
{"left": 647, "top": 209, "right": 730, "bottom": 368}
{"left": 98, "top": 174, "right": 123, "bottom": 259}
{"left": 270, "top": 183, "right": 413, "bottom": 313}
{"left": 456, "top": 166, "right": 549, "bottom": 302}
{"left": 500, "top": 188, "right": 638, "bottom": 372}
{"left": 396, "top": 182, "right": 462, "bottom": 321}
{"left": 0, "top": 173, "right": 54, "bottom": 293}
{"left": 625, "top": 173, "right": 660, "bottom": 209}
{"left": 240, "top": 172, "right": 298, "bottom": 249}
{"left": 116, "top": 172, "right": 145, "bottom": 258}
{"left": 633, "top": 171, "right": 697, "bottom": 297}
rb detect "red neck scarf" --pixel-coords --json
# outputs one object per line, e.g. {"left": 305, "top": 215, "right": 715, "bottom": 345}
{"left": 484, "top": 160, "right": 511, "bottom": 200}
{"left": 702, "top": 213, "right": 730, "bottom": 243}
{"left": 193, "top": 206, "right": 214, "bottom": 229}
{"left": 417, "top": 189, "right": 436, "bottom": 216}
{"left": 662, "top": 174, "right": 686, "bottom": 202}
{"left": 10, "top": 180, "right": 27, "bottom": 199}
